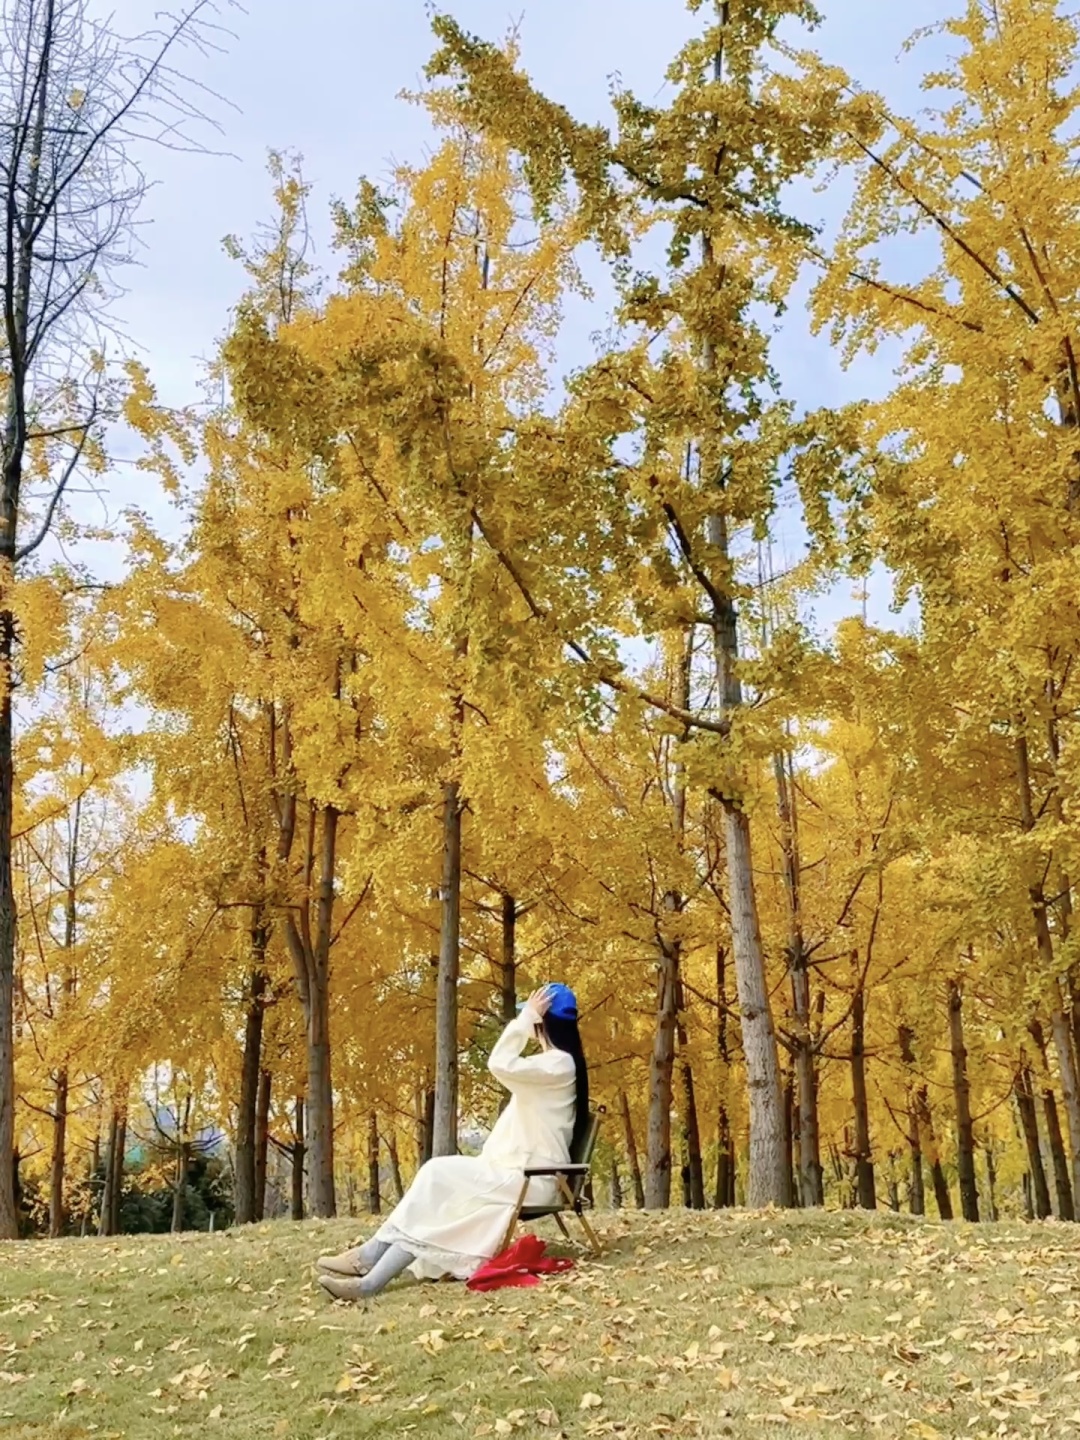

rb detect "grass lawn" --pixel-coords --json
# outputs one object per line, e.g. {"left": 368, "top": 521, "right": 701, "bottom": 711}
{"left": 5, "top": 1207, "right": 1080, "bottom": 1439}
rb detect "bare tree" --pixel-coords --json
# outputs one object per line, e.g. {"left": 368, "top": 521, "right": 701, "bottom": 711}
{"left": 0, "top": 0, "right": 230, "bottom": 1238}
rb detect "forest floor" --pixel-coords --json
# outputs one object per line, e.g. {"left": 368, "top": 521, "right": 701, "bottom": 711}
{"left": 3, "top": 1206, "right": 1080, "bottom": 1439}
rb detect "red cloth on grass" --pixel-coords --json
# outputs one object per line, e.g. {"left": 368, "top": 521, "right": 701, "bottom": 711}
{"left": 466, "top": 1235, "right": 574, "bottom": 1291}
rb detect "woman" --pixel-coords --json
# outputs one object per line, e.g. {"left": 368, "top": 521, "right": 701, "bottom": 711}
{"left": 316, "top": 982, "right": 588, "bottom": 1301}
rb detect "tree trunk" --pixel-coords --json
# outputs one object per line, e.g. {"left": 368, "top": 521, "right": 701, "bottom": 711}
{"left": 433, "top": 780, "right": 462, "bottom": 1157}
{"left": 109, "top": 1111, "right": 125, "bottom": 1236}
{"left": 610, "top": 1155, "right": 623, "bottom": 1209}
{"left": 714, "top": 945, "right": 735, "bottom": 1209}
{"left": 678, "top": 1024, "right": 706, "bottom": 1210}
{"left": 291, "top": 1096, "right": 305, "bottom": 1222}
{"left": 49, "top": 1068, "right": 68, "bottom": 1237}
{"left": 420, "top": 1082, "right": 435, "bottom": 1166}
{"left": 254, "top": 1068, "right": 271, "bottom": 1221}
{"left": 0, "top": 624, "right": 15, "bottom": 1240}
{"left": 171, "top": 1141, "right": 190, "bottom": 1233}
{"left": 775, "top": 748, "right": 822, "bottom": 1206}
{"left": 898, "top": 1027, "right": 925, "bottom": 1216}
{"left": 367, "top": 1110, "right": 381, "bottom": 1215}
{"left": 915, "top": 1087, "right": 954, "bottom": 1221}
{"left": 1014, "top": 1063, "right": 1052, "bottom": 1220}
{"left": 500, "top": 892, "right": 517, "bottom": 1022}
{"left": 386, "top": 1127, "right": 404, "bottom": 1201}
{"left": 645, "top": 937, "right": 679, "bottom": 1209}
{"left": 305, "top": 806, "right": 338, "bottom": 1216}
{"left": 948, "top": 978, "right": 979, "bottom": 1222}
{"left": 851, "top": 978, "right": 876, "bottom": 1210}
{"left": 1015, "top": 734, "right": 1080, "bottom": 1206}
{"left": 98, "top": 1108, "right": 119, "bottom": 1237}
{"left": 984, "top": 1144, "right": 998, "bottom": 1222}
{"left": 1030, "top": 1020, "right": 1075, "bottom": 1221}
{"left": 619, "top": 1089, "right": 645, "bottom": 1209}
{"left": 235, "top": 943, "right": 268, "bottom": 1225}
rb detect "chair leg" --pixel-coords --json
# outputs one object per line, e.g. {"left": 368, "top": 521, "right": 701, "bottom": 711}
{"left": 499, "top": 1179, "right": 530, "bottom": 1255}
{"left": 576, "top": 1208, "right": 603, "bottom": 1257}
{"left": 553, "top": 1212, "right": 572, "bottom": 1242}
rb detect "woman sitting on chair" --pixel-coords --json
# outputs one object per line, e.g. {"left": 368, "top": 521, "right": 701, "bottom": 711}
{"left": 317, "top": 983, "right": 588, "bottom": 1301}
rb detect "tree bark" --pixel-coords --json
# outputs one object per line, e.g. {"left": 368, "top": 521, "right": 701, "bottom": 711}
{"left": 1014, "top": 734, "right": 1080, "bottom": 1206}
{"left": 49, "top": 1068, "right": 68, "bottom": 1238}
{"left": 500, "top": 891, "right": 517, "bottom": 1022}
{"left": 254, "top": 1068, "right": 271, "bottom": 1221}
{"left": 234, "top": 938, "right": 268, "bottom": 1225}
{"left": 433, "top": 780, "right": 462, "bottom": 1157}
{"left": 386, "top": 1126, "right": 404, "bottom": 1201}
{"left": 1029, "top": 1019, "right": 1075, "bottom": 1221}
{"left": 850, "top": 977, "right": 876, "bottom": 1210}
{"left": 678, "top": 1020, "right": 706, "bottom": 1209}
{"left": 948, "top": 978, "right": 979, "bottom": 1222}
{"left": 645, "top": 935, "right": 679, "bottom": 1208}
{"left": 984, "top": 1144, "right": 998, "bottom": 1222}
{"left": 108, "top": 1111, "right": 125, "bottom": 1236}
{"left": 291, "top": 1096, "right": 305, "bottom": 1222}
{"left": 98, "top": 1108, "right": 119, "bottom": 1237}
{"left": 714, "top": 945, "right": 736, "bottom": 1208}
{"left": 1015, "top": 1063, "right": 1051, "bottom": 1219}
{"left": 171, "top": 1140, "right": 190, "bottom": 1233}
{"left": 774, "top": 748, "right": 822, "bottom": 1206}
{"left": 367, "top": 1110, "right": 381, "bottom": 1215}
{"left": 898, "top": 1026, "right": 925, "bottom": 1216}
{"left": 916, "top": 1087, "right": 954, "bottom": 1221}
{"left": 619, "top": 1089, "right": 645, "bottom": 1209}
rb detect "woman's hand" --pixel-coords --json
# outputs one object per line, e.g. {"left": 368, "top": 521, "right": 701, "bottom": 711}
{"left": 525, "top": 985, "right": 554, "bottom": 1017}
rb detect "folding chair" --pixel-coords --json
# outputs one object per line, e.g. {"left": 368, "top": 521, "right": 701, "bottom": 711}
{"left": 501, "top": 1107, "right": 605, "bottom": 1257}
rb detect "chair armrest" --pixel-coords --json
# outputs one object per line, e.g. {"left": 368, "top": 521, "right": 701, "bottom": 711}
{"left": 523, "top": 1164, "right": 590, "bottom": 1177}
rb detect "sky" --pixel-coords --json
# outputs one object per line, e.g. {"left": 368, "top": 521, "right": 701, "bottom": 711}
{"left": 94, "top": 0, "right": 953, "bottom": 626}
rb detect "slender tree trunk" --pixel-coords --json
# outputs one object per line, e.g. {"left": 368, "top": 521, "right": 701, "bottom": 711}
{"left": 386, "top": 1127, "right": 404, "bottom": 1202}
{"left": 1015, "top": 1063, "right": 1051, "bottom": 1219}
{"left": 1015, "top": 735, "right": 1080, "bottom": 1205}
{"left": 367, "top": 1110, "right": 381, "bottom": 1215}
{"left": 677, "top": 1007, "right": 706, "bottom": 1209}
{"left": 1030, "top": 1020, "right": 1075, "bottom": 1221}
{"left": 500, "top": 892, "right": 517, "bottom": 1022}
{"left": 235, "top": 937, "right": 268, "bottom": 1225}
{"left": 49, "top": 1068, "right": 69, "bottom": 1237}
{"left": 433, "top": 780, "right": 462, "bottom": 1157}
{"left": 898, "top": 1027, "right": 925, "bottom": 1216}
{"left": 305, "top": 806, "right": 338, "bottom": 1216}
{"left": 984, "top": 1144, "right": 998, "bottom": 1222}
{"left": 619, "top": 1089, "right": 645, "bottom": 1209}
{"left": 610, "top": 1155, "right": 623, "bottom": 1209}
{"left": 915, "top": 1089, "right": 953, "bottom": 1221}
{"left": 774, "top": 748, "right": 822, "bottom": 1206}
{"left": 254, "top": 1068, "right": 271, "bottom": 1221}
{"left": 645, "top": 936, "right": 679, "bottom": 1208}
{"left": 171, "top": 1142, "right": 190, "bottom": 1233}
{"left": 850, "top": 977, "right": 876, "bottom": 1209}
{"left": 98, "top": 1108, "right": 119, "bottom": 1237}
{"left": 714, "top": 945, "right": 735, "bottom": 1208}
{"left": 948, "top": 978, "right": 979, "bottom": 1222}
{"left": 420, "top": 1082, "right": 435, "bottom": 1167}
{"left": 109, "top": 1111, "right": 125, "bottom": 1236}
{"left": 291, "top": 1096, "right": 305, "bottom": 1222}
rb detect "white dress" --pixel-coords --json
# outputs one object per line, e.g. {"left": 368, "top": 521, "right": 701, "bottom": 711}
{"left": 374, "top": 1002, "right": 577, "bottom": 1281}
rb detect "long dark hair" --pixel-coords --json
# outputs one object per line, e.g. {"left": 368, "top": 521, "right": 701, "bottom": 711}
{"left": 544, "top": 1015, "right": 590, "bottom": 1155}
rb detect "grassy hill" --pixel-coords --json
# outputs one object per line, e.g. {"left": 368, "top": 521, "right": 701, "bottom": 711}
{"left": 4, "top": 1207, "right": 1080, "bottom": 1439}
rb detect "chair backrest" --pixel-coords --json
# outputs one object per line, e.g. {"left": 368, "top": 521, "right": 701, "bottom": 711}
{"left": 566, "top": 1106, "right": 604, "bottom": 1204}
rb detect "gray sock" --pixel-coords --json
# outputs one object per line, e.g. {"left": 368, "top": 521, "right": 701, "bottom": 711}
{"left": 355, "top": 1238, "right": 391, "bottom": 1270}
{"left": 358, "top": 1242, "right": 415, "bottom": 1297}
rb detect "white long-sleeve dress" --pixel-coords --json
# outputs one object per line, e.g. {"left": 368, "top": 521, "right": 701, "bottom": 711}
{"left": 373, "top": 1002, "right": 576, "bottom": 1281}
